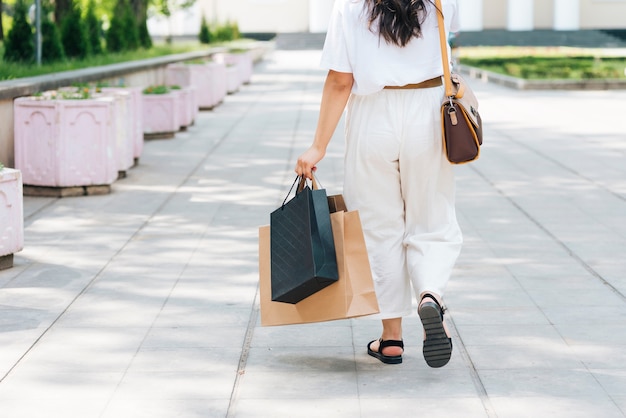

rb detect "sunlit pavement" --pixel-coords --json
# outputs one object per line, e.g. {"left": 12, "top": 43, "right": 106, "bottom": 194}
{"left": 1, "top": 49, "right": 625, "bottom": 417}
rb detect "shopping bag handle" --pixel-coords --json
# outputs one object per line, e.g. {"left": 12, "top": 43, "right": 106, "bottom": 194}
{"left": 281, "top": 175, "right": 320, "bottom": 209}
{"left": 297, "top": 174, "right": 320, "bottom": 193}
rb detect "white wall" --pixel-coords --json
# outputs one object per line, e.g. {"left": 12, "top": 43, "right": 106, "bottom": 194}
{"left": 507, "top": 0, "right": 534, "bottom": 30}
{"left": 149, "top": 0, "right": 311, "bottom": 36}
{"left": 309, "top": 0, "right": 335, "bottom": 33}
{"left": 458, "top": 0, "right": 484, "bottom": 31}
{"left": 554, "top": 0, "right": 580, "bottom": 30}
{"left": 147, "top": 0, "right": 626, "bottom": 36}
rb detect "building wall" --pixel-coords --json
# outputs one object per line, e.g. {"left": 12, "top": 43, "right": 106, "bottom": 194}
{"left": 534, "top": 0, "right": 555, "bottom": 30}
{"left": 580, "top": 0, "right": 626, "bottom": 29}
{"left": 481, "top": 0, "right": 626, "bottom": 30}
{"left": 148, "top": 0, "right": 626, "bottom": 36}
{"left": 481, "top": 0, "right": 506, "bottom": 30}
{"left": 202, "top": 0, "right": 310, "bottom": 33}
{"left": 149, "top": 0, "right": 311, "bottom": 36}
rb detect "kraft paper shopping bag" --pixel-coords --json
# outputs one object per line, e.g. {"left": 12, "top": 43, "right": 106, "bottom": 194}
{"left": 259, "top": 209, "right": 379, "bottom": 326}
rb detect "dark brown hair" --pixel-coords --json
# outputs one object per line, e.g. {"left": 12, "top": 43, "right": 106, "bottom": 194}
{"left": 366, "top": 0, "right": 434, "bottom": 47}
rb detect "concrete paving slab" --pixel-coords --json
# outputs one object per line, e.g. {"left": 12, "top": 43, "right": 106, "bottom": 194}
{"left": 360, "top": 397, "right": 488, "bottom": 418}
{"left": 488, "top": 396, "right": 624, "bottom": 418}
{"left": 233, "top": 399, "right": 362, "bottom": 418}
{"left": 0, "top": 48, "right": 625, "bottom": 417}
{"left": 464, "top": 343, "right": 583, "bottom": 370}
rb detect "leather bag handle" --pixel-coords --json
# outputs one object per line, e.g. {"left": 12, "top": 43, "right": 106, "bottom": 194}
{"left": 434, "top": 0, "right": 455, "bottom": 98}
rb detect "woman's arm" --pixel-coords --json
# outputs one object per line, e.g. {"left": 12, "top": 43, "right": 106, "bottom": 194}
{"left": 295, "top": 70, "right": 354, "bottom": 179}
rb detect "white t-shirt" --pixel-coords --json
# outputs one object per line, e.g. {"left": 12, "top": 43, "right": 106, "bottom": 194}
{"left": 320, "top": 0, "right": 460, "bottom": 95}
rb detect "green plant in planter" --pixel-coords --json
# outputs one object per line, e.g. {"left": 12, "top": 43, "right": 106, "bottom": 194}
{"left": 34, "top": 87, "right": 93, "bottom": 100}
{"left": 184, "top": 59, "right": 208, "bottom": 65}
{"left": 143, "top": 85, "right": 171, "bottom": 94}
{"left": 60, "top": 87, "right": 93, "bottom": 99}
{"left": 169, "top": 85, "right": 181, "bottom": 90}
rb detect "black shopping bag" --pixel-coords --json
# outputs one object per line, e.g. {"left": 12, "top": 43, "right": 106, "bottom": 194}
{"left": 270, "top": 176, "right": 339, "bottom": 304}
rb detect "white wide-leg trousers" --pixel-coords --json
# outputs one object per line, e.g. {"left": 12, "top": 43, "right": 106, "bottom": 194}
{"left": 343, "top": 85, "right": 463, "bottom": 319}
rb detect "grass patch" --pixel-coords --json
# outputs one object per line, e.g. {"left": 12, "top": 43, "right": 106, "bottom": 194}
{"left": 0, "top": 41, "right": 216, "bottom": 81}
{"left": 458, "top": 47, "right": 626, "bottom": 80}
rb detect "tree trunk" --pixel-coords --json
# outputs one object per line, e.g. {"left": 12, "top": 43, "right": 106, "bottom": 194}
{"left": 54, "top": 0, "right": 73, "bottom": 24}
{"left": 130, "top": 0, "right": 148, "bottom": 23}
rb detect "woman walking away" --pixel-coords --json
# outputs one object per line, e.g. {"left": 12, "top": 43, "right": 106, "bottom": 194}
{"left": 295, "top": 0, "right": 462, "bottom": 368}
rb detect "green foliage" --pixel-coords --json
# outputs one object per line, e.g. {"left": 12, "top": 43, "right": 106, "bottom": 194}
{"left": 39, "top": 0, "right": 65, "bottom": 63}
{"left": 41, "top": 19, "right": 65, "bottom": 63}
{"left": 106, "top": 14, "right": 125, "bottom": 52}
{"left": 84, "top": 0, "right": 103, "bottom": 55}
{"left": 106, "top": 0, "right": 139, "bottom": 52}
{"left": 230, "top": 21, "right": 240, "bottom": 40}
{"left": 61, "top": 1, "right": 90, "bottom": 59}
{"left": 156, "top": 0, "right": 196, "bottom": 18}
{"left": 1, "top": 12, "right": 10, "bottom": 42}
{"left": 0, "top": 42, "right": 217, "bottom": 81}
{"left": 121, "top": 0, "right": 139, "bottom": 50}
{"left": 214, "top": 20, "right": 240, "bottom": 42}
{"left": 460, "top": 55, "right": 626, "bottom": 80}
{"left": 138, "top": 18, "right": 152, "bottom": 49}
{"left": 199, "top": 15, "right": 211, "bottom": 44}
{"left": 3, "top": 0, "right": 33, "bottom": 63}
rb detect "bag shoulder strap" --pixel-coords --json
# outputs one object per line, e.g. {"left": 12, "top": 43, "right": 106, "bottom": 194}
{"left": 434, "top": 0, "right": 455, "bottom": 98}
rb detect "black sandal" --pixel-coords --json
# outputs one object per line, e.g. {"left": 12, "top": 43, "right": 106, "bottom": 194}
{"left": 367, "top": 338, "right": 404, "bottom": 364}
{"left": 419, "top": 293, "right": 452, "bottom": 368}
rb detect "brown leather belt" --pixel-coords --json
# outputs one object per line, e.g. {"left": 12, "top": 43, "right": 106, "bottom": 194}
{"left": 384, "top": 77, "right": 443, "bottom": 90}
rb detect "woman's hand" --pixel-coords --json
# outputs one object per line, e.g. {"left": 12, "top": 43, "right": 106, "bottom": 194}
{"left": 294, "top": 70, "right": 353, "bottom": 180}
{"left": 295, "top": 145, "right": 325, "bottom": 180}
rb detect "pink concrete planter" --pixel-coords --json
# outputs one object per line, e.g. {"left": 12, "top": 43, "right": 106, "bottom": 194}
{"left": 142, "top": 91, "right": 180, "bottom": 138}
{"left": 172, "top": 86, "right": 196, "bottom": 128}
{"left": 95, "top": 90, "right": 134, "bottom": 174}
{"left": 188, "top": 86, "right": 198, "bottom": 121}
{"left": 225, "top": 66, "right": 241, "bottom": 94}
{"left": 101, "top": 87, "right": 144, "bottom": 161}
{"left": 14, "top": 97, "right": 118, "bottom": 188}
{"left": 214, "top": 51, "right": 253, "bottom": 85}
{"left": 209, "top": 62, "right": 228, "bottom": 108}
{"left": 166, "top": 62, "right": 227, "bottom": 110}
{"left": 0, "top": 168, "right": 24, "bottom": 269}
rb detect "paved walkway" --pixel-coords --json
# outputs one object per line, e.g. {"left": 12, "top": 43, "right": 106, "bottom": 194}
{"left": 1, "top": 49, "right": 625, "bottom": 418}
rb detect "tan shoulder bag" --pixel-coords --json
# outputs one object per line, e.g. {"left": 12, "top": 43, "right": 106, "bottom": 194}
{"left": 435, "top": 0, "right": 483, "bottom": 164}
